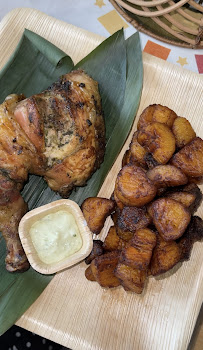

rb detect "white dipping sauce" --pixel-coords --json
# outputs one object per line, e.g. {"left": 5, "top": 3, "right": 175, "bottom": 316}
{"left": 30, "top": 210, "right": 82, "bottom": 264}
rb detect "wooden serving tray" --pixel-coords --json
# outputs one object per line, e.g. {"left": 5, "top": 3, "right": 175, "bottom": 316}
{"left": 0, "top": 8, "right": 203, "bottom": 350}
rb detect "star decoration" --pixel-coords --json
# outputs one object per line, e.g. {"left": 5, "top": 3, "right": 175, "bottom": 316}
{"left": 95, "top": 0, "right": 106, "bottom": 8}
{"left": 176, "top": 57, "right": 188, "bottom": 67}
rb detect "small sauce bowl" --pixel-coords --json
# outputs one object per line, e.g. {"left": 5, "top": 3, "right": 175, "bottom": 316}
{"left": 18, "top": 199, "right": 93, "bottom": 274}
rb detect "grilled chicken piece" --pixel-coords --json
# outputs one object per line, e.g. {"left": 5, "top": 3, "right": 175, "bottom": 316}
{"left": 0, "top": 94, "right": 44, "bottom": 272}
{"left": 14, "top": 70, "right": 105, "bottom": 197}
{"left": 0, "top": 70, "right": 105, "bottom": 272}
{"left": 0, "top": 174, "right": 29, "bottom": 272}
{"left": 0, "top": 94, "right": 45, "bottom": 183}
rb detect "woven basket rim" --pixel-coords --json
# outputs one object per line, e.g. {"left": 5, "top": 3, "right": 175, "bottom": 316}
{"left": 110, "top": 0, "right": 203, "bottom": 49}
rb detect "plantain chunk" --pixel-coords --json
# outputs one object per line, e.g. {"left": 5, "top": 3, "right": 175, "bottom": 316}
{"left": 188, "top": 176, "right": 203, "bottom": 185}
{"left": 85, "top": 265, "right": 96, "bottom": 281}
{"left": 171, "top": 137, "right": 203, "bottom": 178}
{"left": 91, "top": 251, "right": 120, "bottom": 288}
{"left": 103, "top": 226, "right": 127, "bottom": 251}
{"left": 137, "top": 104, "right": 177, "bottom": 130}
{"left": 147, "top": 165, "right": 188, "bottom": 188}
{"left": 85, "top": 240, "right": 104, "bottom": 264}
{"left": 165, "top": 191, "right": 196, "bottom": 212}
{"left": 150, "top": 235, "right": 181, "bottom": 276}
{"left": 150, "top": 198, "right": 191, "bottom": 240}
{"left": 156, "top": 187, "right": 168, "bottom": 197}
{"left": 144, "top": 152, "right": 159, "bottom": 169}
{"left": 172, "top": 116, "right": 196, "bottom": 149}
{"left": 182, "top": 183, "right": 202, "bottom": 214}
{"left": 83, "top": 104, "right": 203, "bottom": 294}
{"left": 137, "top": 122, "right": 176, "bottom": 164}
{"left": 122, "top": 149, "right": 132, "bottom": 167}
{"left": 177, "top": 216, "right": 203, "bottom": 261}
{"left": 116, "top": 206, "right": 152, "bottom": 242}
{"left": 111, "top": 206, "right": 121, "bottom": 225}
{"left": 129, "top": 131, "right": 147, "bottom": 168}
{"left": 118, "top": 206, "right": 152, "bottom": 231}
{"left": 114, "top": 164, "right": 157, "bottom": 207}
{"left": 120, "top": 228, "right": 157, "bottom": 270}
{"left": 113, "top": 188, "right": 125, "bottom": 210}
{"left": 81, "top": 197, "right": 115, "bottom": 234}
{"left": 115, "top": 263, "right": 147, "bottom": 294}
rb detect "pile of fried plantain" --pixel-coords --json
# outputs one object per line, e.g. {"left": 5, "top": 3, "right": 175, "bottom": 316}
{"left": 81, "top": 104, "right": 203, "bottom": 294}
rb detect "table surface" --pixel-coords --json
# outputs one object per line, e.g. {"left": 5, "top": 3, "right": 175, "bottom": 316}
{"left": 0, "top": 0, "right": 202, "bottom": 74}
{"left": 0, "top": 1, "right": 202, "bottom": 349}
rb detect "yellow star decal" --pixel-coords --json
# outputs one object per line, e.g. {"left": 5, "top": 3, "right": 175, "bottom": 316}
{"left": 176, "top": 57, "right": 188, "bottom": 67}
{"left": 95, "top": 0, "right": 106, "bottom": 8}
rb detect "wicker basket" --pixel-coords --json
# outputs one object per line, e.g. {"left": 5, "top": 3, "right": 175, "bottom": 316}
{"left": 110, "top": 0, "right": 203, "bottom": 48}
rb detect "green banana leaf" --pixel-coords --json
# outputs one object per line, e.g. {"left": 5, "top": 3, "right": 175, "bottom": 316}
{"left": 0, "top": 28, "right": 143, "bottom": 335}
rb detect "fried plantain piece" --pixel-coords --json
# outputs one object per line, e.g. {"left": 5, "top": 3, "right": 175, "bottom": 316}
{"left": 120, "top": 228, "right": 157, "bottom": 270}
{"left": 85, "top": 240, "right": 104, "bottom": 264}
{"left": 91, "top": 251, "right": 120, "bottom": 288}
{"left": 156, "top": 187, "right": 168, "bottom": 197}
{"left": 116, "top": 206, "right": 152, "bottom": 242}
{"left": 113, "top": 187, "right": 125, "bottom": 210}
{"left": 147, "top": 165, "right": 188, "bottom": 188}
{"left": 137, "top": 104, "right": 177, "bottom": 130}
{"left": 164, "top": 183, "right": 202, "bottom": 214}
{"left": 103, "top": 225, "right": 127, "bottom": 251}
{"left": 177, "top": 216, "right": 203, "bottom": 261}
{"left": 188, "top": 176, "right": 203, "bottom": 185}
{"left": 144, "top": 152, "right": 159, "bottom": 169}
{"left": 111, "top": 206, "right": 121, "bottom": 224}
{"left": 172, "top": 117, "right": 196, "bottom": 149}
{"left": 171, "top": 137, "right": 203, "bottom": 178}
{"left": 137, "top": 122, "right": 176, "bottom": 164}
{"left": 147, "top": 202, "right": 154, "bottom": 219}
{"left": 129, "top": 131, "right": 147, "bottom": 168}
{"left": 150, "top": 198, "right": 191, "bottom": 240}
{"left": 85, "top": 265, "right": 96, "bottom": 281}
{"left": 81, "top": 197, "right": 115, "bottom": 234}
{"left": 182, "top": 183, "right": 202, "bottom": 214}
{"left": 114, "top": 164, "right": 157, "bottom": 207}
{"left": 165, "top": 191, "right": 196, "bottom": 211}
{"left": 116, "top": 226, "right": 134, "bottom": 242}
{"left": 150, "top": 235, "right": 181, "bottom": 276}
{"left": 111, "top": 207, "right": 135, "bottom": 241}
{"left": 115, "top": 263, "right": 147, "bottom": 294}
{"left": 122, "top": 149, "right": 132, "bottom": 167}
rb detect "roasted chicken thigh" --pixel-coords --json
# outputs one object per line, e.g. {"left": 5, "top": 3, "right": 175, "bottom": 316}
{"left": 0, "top": 70, "right": 105, "bottom": 272}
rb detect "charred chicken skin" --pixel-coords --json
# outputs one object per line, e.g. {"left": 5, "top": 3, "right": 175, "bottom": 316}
{"left": 0, "top": 70, "right": 105, "bottom": 272}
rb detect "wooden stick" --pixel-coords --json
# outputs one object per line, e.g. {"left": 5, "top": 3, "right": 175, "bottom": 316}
{"left": 109, "top": 0, "right": 203, "bottom": 48}
{"left": 188, "top": 0, "right": 203, "bottom": 12}
{"left": 155, "top": 4, "right": 198, "bottom": 35}
{"left": 126, "top": 0, "right": 170, "bottom": 7}
{"left": 168, "top": 1, "right": 202, "bottom": 25}
{"left": 115, "top": 0, "right": 189, "bottom": 17}
{"left": 141, "top": 5, "right": 196, "bottom": 44}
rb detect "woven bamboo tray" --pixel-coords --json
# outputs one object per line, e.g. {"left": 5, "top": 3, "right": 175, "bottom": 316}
{"left": 110, "top": 0, "right": 203, "bottom": 48}
{"left": 0, "top": 8, "right": 203, "bottom": 350}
